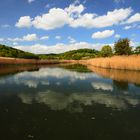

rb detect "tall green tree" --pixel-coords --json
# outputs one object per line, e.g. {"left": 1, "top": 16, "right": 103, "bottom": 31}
{"left": 101, "top": 45, "right": 113, "bottom": 57}
{"left": 114, "top": 38, "right": 132, "bottom": 55}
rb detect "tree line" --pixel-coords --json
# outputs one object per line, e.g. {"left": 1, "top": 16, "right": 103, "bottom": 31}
{"left": 0, "top": 38, "right": 140, "bottom": 60}
{"left": 100, "top": 38, "right": 140, "bottom": 57}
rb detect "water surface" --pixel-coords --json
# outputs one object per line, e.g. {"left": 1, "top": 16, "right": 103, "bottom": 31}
{"left": 0, "top": 64, "right": 140, "bottom": 140}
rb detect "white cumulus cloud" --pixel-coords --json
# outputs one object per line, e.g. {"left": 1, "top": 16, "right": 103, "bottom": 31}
{"left": 15, "top": 4, "right": 132, "bottom": 30}
{"left": 8, "top": 34, "right": 38, "bottom": 42}
{"left": 124, "top": 13, "right": 140, "bottom": 24}
{"left": 16, "top": 16, "right": 32, "bottom": 28}
{"left": 70, "top": 7, "right": 132, "bottom": 28}
{"left": 32, "top": 8, "right": 70, "bottom": 30}
{"left": 28, "top": 0, "right": 35, "bottom": 3}
{"left": 13, "top": 42, "right": 107, "bottom": 54}
{"left": 92, "top": 30, "right": 115, "bottom": 39}
{"left": 22, "top": 34, "right": 37, "bottom": 41}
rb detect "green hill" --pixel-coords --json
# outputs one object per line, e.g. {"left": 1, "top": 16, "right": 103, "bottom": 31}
{"left": 0, "top": 45, "right": 99, "bottom": 60}
{"left": 39, "top": 49, "right": 99, "bottom": 60}
{"left": 0, "top": 44, "right": 39, "bottom": 59}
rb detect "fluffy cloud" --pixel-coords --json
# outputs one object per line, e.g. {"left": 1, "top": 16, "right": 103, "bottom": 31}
{"left": 92, "top": 30, "right": 115, "bottom": 39}
{"left": 55, "top": 36, "right": 61, "bottom": 40}
{"left": 125, "top": 13, "right": 140, "bottom": 24}
{"left": 16, "top": 16, "right": 32, "bottom": 28}
{"left": 22, "top": 34, "right": 37, "bottom": 41}
{"left": 40, "top": 36, "right": 49, "bottom": 40}
{"left": 7, "top": 34, "right": 51, "bottom": 42}
{"left": 68, "top": 36, "right": 76, "bottom": 43}
{"left": 123, "top": 24, "right": 138, "bottom": 30}
{"left": 8, "top": 34, "right": 38, "bottom": 42}
{"left": 69, "top": 13, "right": 97, "bottom": 28}
{"left": 115, "top": 34, "right": 121, "bottom": 38}
{"left": 16, "top": 4, "right": 132, "bottom": 30}
{"left": 124, "top": 25, "right": 132, "bottom": 30}
{"left": 32, "top": 8, "right": 70, "bottom": 30}
{"left": 73, "top": 0, "right": 81, "bottom": 5}
{"left": 70, "top": 8, "right": 132, "bottom": 28}
{"left": 28, "top": 0, "right": 35, "bottom": 3}
{"left": 13, "top": 42, "right": 107, "bottom": 54}
{"left": 65, "top": 4, "right": 85, "bottom": 18}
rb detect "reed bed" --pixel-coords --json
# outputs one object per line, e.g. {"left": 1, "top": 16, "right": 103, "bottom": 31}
{"left": 82, "top": 55, "right": 140, "bottom": 71}
{"left": 0, "top": 57, "right": 77, "bottom": 65}
{"left": 1, "top": 55, "right": 140, "bottom": 71}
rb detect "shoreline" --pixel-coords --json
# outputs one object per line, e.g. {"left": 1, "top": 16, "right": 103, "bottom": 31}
{"left": 0, "top": 57, "right": 77, "bottom": 65}
{"left": 1, "top": 55, "right": 140, "bottom": 71}
{"left": 80, "top": 55, "right": 140, "bottom": 71}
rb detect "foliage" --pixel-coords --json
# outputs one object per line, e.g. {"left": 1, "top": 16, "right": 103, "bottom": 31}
{"left": 39, "top": 49, "right": 99, "bottom": 60}
{"left": 0, "top": 45, "right": 39, "bottom": 59}
{"left": 101, "top": 45, "right": 113, "bottom": 57}
{"left": 134, "top": 46, "right": 140, "bottom": 54}
{"left": 0, "top": 38, "right": 139, "bottom": 60}
{"left": 114, "top": 38, "right": 132, "bottom": 55}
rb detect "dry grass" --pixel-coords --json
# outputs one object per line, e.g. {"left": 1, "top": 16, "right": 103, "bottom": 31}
{"left": 0, "top": 57, "right": 78, "bottom": 65}
{"left": 1, "top": 55, "right": 140, "bottom": 71}
{"left": 80, "top": 55, "right": 140, "bottom": 71}
{"left": 0, "top": 57, "right": 37, "bottom": 64}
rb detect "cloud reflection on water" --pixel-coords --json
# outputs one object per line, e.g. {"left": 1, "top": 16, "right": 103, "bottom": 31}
{"left": 18, "top": 90, "right": 139, "bottom": 112}
{"left": 0, "top": 66, "right": 140, "bottom": 112}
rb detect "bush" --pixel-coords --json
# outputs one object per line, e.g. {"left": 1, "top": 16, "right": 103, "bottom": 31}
{"left": 101, "top": 45, "right": 113, "bottom": 57}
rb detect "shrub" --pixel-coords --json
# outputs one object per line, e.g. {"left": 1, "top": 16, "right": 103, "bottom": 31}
{"left": 101, "top": 45, "right": 113, "bottom": 57}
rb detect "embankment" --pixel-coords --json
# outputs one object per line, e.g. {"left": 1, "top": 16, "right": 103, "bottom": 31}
{"left": 0, "top": 57, "right": 77, "bottom": 65}
{"left": 80, "top": 55, "right": 140, "bottom": 71}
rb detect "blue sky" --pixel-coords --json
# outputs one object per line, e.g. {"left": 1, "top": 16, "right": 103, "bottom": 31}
{"left": 0, "top": 0, "right": 140, "bottom": 54}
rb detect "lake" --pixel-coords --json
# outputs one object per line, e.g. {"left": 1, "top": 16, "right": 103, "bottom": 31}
{"left": 0, "top": 64, "right": 140, "bottom": 140}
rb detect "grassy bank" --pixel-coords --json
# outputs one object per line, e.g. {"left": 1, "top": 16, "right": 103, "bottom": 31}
{"left": 81, "top": 55, "right": 140, "bottom": 71}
